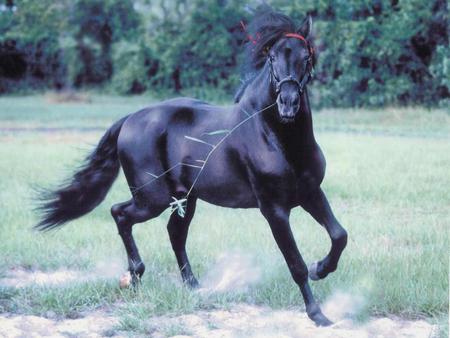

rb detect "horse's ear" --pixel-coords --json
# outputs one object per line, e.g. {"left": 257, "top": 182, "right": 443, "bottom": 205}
{"left": 297, "top": 15, "right": 312, "bottom": 38}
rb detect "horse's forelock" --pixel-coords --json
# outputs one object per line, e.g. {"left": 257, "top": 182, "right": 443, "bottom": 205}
{"left": 244, "top": 9, "right": 296, "bottom": 71}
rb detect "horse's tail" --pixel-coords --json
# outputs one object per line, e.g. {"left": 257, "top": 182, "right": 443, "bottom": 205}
{"left": 35, "top": 116, "right": 128, "bottom": 231}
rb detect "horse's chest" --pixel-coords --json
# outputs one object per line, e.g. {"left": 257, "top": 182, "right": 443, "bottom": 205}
{"left": 250, "top": 146, "right": 325, "bottom": 202}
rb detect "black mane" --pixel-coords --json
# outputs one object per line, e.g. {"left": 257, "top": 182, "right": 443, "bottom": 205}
{"left": 244, "top": 9, "right": 296, "bottom": 72}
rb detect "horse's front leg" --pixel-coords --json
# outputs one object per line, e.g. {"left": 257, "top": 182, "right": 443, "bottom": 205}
{"left": 300, "top": 187, "right": 348, "bottom": 281}
{"left": 260, "top": 204, "right": 332, "bottom": 326}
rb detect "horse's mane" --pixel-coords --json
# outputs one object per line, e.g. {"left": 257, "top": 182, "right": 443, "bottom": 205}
{"left": 234, "top": 8, "right": 315, "bottom": 103}
{"left": 245, "top": 8, "right": 297, "bottom": 72}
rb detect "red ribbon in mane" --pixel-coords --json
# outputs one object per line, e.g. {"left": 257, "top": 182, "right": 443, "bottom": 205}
{"left": 240, "top": 21, "right": 259, "bottom": 45}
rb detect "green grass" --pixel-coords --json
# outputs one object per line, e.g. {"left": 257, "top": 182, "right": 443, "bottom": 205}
{"left": 0, "top": 95, "right": 448, "bottom": 335}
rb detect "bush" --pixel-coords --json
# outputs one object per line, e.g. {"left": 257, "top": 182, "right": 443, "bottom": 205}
{"left": 111, "top": 41, "right": 159, "bottom": 94}
{"left": 0, "top": 0, "right": 448, "bottom": 107}
{"left": 299, "top": 0, "right": 449, "bottom": 107}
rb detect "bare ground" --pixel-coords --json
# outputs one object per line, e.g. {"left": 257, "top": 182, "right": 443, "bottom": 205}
{"left": 0, "top": 268, "right": 439, "bottom": 338}
{"left": 0, "top": 303, "right": 438, "bottom": 338}
{"left": 0, "top": 310, "right": 120, "bottom": 338}
{"left": 144, "top": 304, "right": 437, "bottom": 338}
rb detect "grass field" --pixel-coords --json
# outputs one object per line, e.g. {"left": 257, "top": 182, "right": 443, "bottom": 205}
{"left": 0, "top": 95, "right": 448, "bottom": 336}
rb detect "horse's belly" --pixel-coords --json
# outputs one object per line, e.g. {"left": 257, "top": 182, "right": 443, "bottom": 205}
{"left": 195, "top": 176, "right": 257, "bottom": 208}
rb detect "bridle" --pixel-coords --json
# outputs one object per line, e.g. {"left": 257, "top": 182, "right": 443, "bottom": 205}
{"left": 269, "top": 33, "right": 314, "bottom": 95}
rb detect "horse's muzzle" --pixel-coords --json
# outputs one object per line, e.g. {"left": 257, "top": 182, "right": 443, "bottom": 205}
{"left": 277, "top": 102, "right": 300, "bottom": 123}
{"left": 277, "top": 91, "right": 300, "bottom": 123}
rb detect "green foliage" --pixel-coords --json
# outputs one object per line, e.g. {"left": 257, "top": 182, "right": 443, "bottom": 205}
{"left": 0, "top": 0, "right": 448, "bottom": 106}
{"left": 430, "top": 44, "right": 450, "bottom": 108}
{"left": 143, "top": 0, "right": 245, "bottom": 92}
{"left": 110, "top": 40, "right": 158, "bottom": 94}
{"left": 64, "top": 0, "right": 141, "bottom": 87}
{"left": 0, "top": 1, "right": 64, "bottom": 91}
{"left": 303, "top": 0, "right": 449, "bottom": 107}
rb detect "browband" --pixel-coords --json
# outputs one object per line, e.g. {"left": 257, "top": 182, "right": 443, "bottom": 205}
{"left": 284, "top": 33, "right": 314, "bottom": 55}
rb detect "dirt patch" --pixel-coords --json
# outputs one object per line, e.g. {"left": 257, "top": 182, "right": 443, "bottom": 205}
{"left": 45, "top": 91, "right": 92, "bottom": 104}
{"left": 0, "top": 128, "right": 103, "bottom": 144}
{"left": 0, "top": 311, "right": 121, "bottom": 338}
{"left": 0, "top": 267, "right": 85, "bottom": 288}
{"left": 144, "top": 304, "right": 437, "bottom": 338}
{"left": 0, "top": 261, "right": 125, "bottom": 288}
{"left": 0, "top": 304, "right": 438, "bottom": 338}
{"left": 0, "top": 267, "right": 438, "bottom": 337}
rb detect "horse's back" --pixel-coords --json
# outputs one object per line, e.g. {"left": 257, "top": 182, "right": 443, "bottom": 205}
{"left": 118, "top": 97, "right": 225, "bottom": 147}
{"left": 116, "top": 97, "right": 241, "bottom": 204}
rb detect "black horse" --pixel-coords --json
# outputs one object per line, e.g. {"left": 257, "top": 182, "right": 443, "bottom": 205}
{"left": 36, "top": 10, "right": 347, "bottom": 327}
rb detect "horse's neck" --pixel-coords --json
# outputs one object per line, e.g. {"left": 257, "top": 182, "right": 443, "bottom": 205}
{"left": 237, "top": 64, "right": 275, "bottom": 113}
{"left": 296, "top": 88, "right": 316, "bottom": 145}
{"left": 237, "top": 68, "right": 316, "bottom": 147}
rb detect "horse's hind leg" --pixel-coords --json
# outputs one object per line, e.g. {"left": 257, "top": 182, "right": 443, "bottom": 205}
{"left": 167, "top": 197, "right": 199, "bottom": 288}
{"left": 111, "top": 199, "right": 164, "bottom": 285}
{"left": 300, "top": 188, "right": 348, "bottom": 281}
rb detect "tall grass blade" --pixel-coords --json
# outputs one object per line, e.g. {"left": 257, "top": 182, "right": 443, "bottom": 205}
{"left": 184, "top": 136, "right": 215, "bottom": 148}
{"left": 202, "top": 129, "right": 230, "bottom": 136}
{"left": 241, "top": 108, "right": 251, "bottom": 117}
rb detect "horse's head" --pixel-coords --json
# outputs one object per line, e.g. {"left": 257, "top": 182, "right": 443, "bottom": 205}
{"left": 267, "top": 16, "right": 314, "bottom": 123}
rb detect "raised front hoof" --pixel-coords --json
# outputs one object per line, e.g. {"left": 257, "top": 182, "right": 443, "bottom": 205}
{"left": 309, "top": 261, "right": 330, "bottom": 281}
{"left": 306, "top": 304, "right": 333, "bottom": 327}
{"left": 308, "top": 262, "right": 321, "bottom": 281}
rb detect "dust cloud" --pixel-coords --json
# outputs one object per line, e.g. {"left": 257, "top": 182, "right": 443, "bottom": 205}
{"left": 322, "top": 290, "right": 366, "bottom": 322}
{"left": 198, "top": 251, "right": 262, "bottom": 294}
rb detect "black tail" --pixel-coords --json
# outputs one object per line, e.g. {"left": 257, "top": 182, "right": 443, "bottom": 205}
{"left": 35, "top": 116, "right": 128, "bottom": 231}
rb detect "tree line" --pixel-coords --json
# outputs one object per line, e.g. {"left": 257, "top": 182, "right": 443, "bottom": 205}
{"left": 0, "top": 0, "right": 448, "bottom": 107}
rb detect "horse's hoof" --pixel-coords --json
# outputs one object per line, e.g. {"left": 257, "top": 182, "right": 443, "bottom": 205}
{"left": 309, "top": 262, "right": 320, "bottom": 281}
{"left": 131, "top": 275, "right": 141, "bottom": 288}
{"left": 306, "top": 303, "right": 333, "bottom": 327}
{"left": 312, "top": 312, "right": 333, "bottom": 327}
{"left": 119, "top": 271, "right": 142, "bottom": 289}
{"left": 119, "top": 271, "right": 132, "bottom": 288}
{"left": 185, "top": 277, "right": 200, "bottom": 289}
